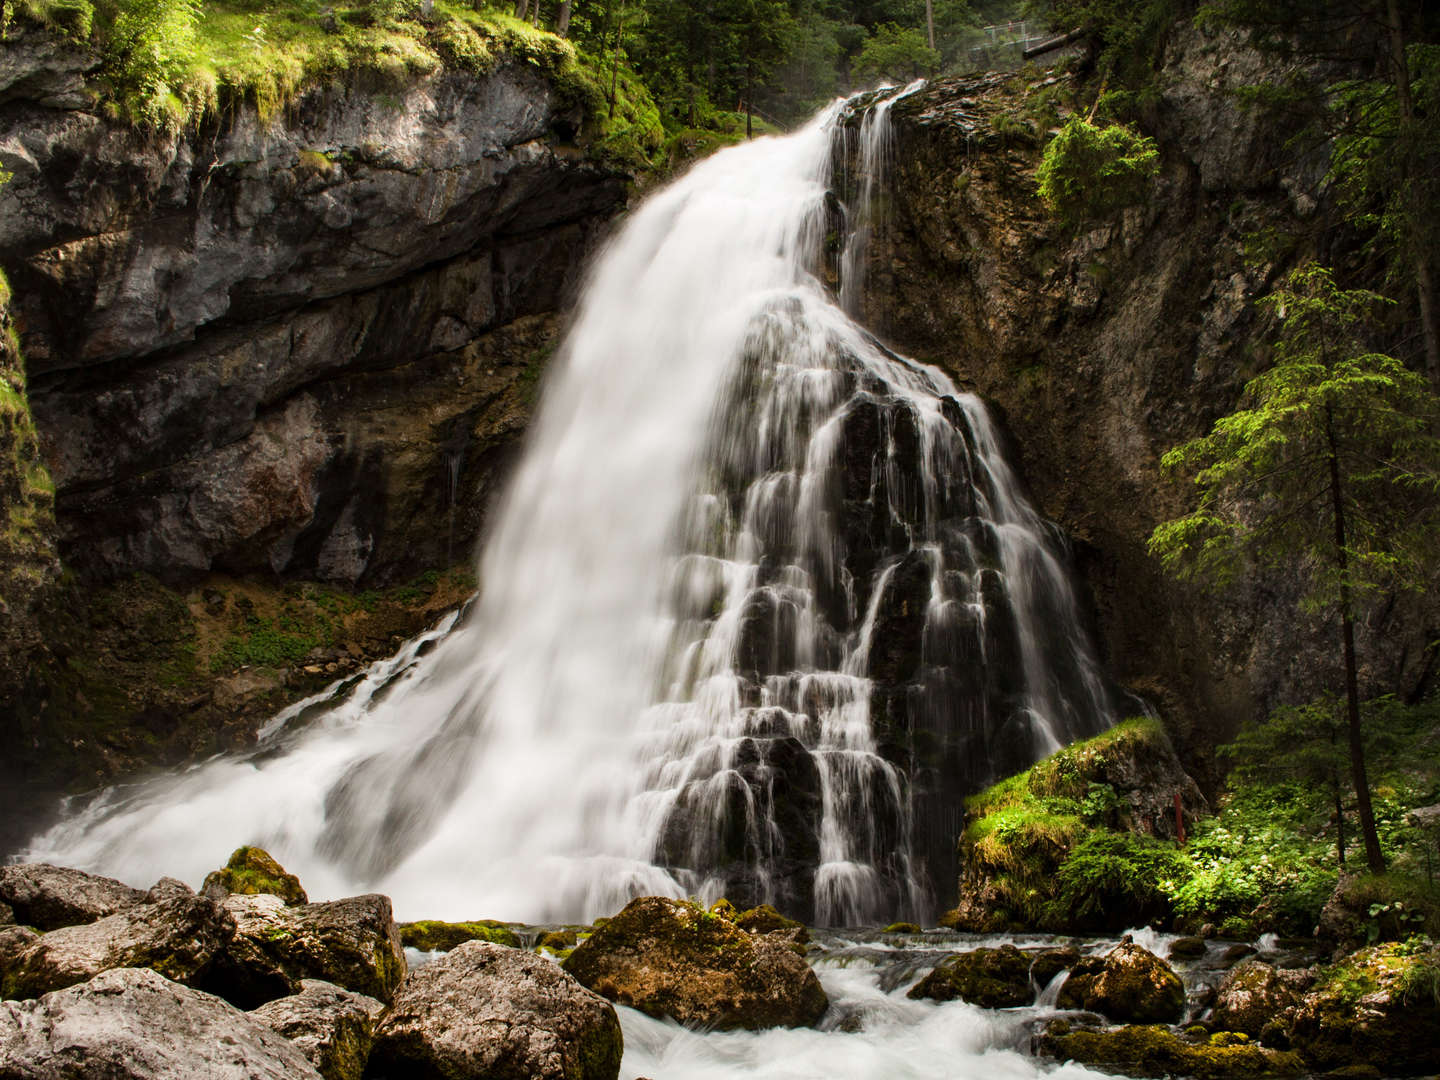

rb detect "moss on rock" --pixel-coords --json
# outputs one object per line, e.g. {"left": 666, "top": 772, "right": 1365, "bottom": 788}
{"left": 1056, "top": 942, "right": 1186, "bottom": 1023}
{"left": 397, "top": 919, "right": 520, "bottom": 952}
{"left": 907, "top": 943, "right": 1033, "bottom": 1008}
{"left": 1039, "top": 1022, "right": 1306, "bottom": 1078}
{"left": 202, "top": 846, "right": 308, "bottom": 906}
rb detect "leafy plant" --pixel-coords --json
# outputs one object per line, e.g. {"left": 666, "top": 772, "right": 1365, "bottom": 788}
{"left": 1035, "top": 115, "right": 1159, "bottom": 228}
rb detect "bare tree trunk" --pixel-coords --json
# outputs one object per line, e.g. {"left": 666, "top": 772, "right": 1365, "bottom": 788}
{"left": 925, "top": 0, "right": 935, "bottom": 51}
{"left": 745, "top": 56, "right": 753, "bottom": 139}
{"left": 1327, "top": 407, "right": 1385, "bottom": 873}
{"left": 556, "top": 0, "right": 571, "bottom": 37}
{"left": 514, "top": 0, "right": 529, "bottom": 19}
{"left": 608, "top": 6, "right": 626, "bottom": 121}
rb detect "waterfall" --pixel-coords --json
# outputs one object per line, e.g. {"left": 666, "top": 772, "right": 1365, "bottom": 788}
{"left": 25, "top": 88, "right": 1114, "bottom": 925}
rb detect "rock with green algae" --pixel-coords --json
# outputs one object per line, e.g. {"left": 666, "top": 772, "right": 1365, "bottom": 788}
{"left": 1038, "top": 1021, "right": 1305, "bottom": 1078}
{"left": 1211, "top": 960, "right": 1313, "bottom": 1040}
{"left": 398, "top": 919, "right": 520, "bottom": 951}
{"left": 1056, "top": 942, "right": 1185, "bottom": 1023}
{"left": 249, "top": 979, "right": 385, "bottom": 1080}
{"left": 562, "top": 896, "right": 828, "bottom": 1030}
{"left": 368, "top": 941, "right": 622, "bottom": 1080}
{"left": 1283, "top": 942, "right": 1440, "bottom": 1076}
{"left": 217, "top": 893, "right": 406, "bottom": 1008}
{"left": 1031, "top": 946, "right": 1082, "bottom": 987}
{"left": 907, "top": 944, "right": 1033, "bottom": 1008}
{"left": 884, "top": 921, "right": 922, "bottom": 934}
{"left": 202, "top": 847, "right": 308, "bottom": 906}
{"left": 734, "top": 903, "right": 810, "bottom": 943}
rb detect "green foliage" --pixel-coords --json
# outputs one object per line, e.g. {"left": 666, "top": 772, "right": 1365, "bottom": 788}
{"left": 1035, "top": 115, "right": 1159, "bottom": 228}
{"left": 1033, "top": 0, "right": 1179, "bottom": 86}
{"left": 108, "top": 0, "right": 202, "bottom": 128}
{"left": 1149, "top": 264, "right": 1440, "bottom": 601}
{"left": 853, "top": 22, "right": 938, "bottom": 81}
{"left": 1050, "top": 830, "right": 1184, "bottom": 925}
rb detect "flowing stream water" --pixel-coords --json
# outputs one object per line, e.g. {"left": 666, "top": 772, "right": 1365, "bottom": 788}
{"left": 26, "top": 87, "right": 1115, "bottom": 930}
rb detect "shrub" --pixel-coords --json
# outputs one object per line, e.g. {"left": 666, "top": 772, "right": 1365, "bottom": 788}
{"left": 1035, "top": 115, "right": 1159, "bottom": 228}
{"left": 1051, "top": 830, "right": 1184, "bottom": 928}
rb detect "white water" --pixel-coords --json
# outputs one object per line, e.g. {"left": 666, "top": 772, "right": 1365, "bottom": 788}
{"left": 26, "top": 88, "right": 1113, "bottom": 926}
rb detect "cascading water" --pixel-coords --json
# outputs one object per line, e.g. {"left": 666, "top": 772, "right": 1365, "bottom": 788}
{"left": 25, "top": 86, "right": 1114, "bottom": 926}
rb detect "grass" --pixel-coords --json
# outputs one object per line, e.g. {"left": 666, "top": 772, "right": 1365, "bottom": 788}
{"left": 0, "top": 269, "right": 58, "bottom": 578}
{"left": 4, "top": 0, "right": 664, "bottom": 166}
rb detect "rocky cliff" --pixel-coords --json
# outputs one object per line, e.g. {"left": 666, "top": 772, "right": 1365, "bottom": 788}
{"left": 0, "top": 23, "right": 629, "bottom": 847}
{"left": 0, "top": 20, "right": 627, "bottom": 587}
{"left": 858, "top": 26, "right": 1436, "bottom": 765}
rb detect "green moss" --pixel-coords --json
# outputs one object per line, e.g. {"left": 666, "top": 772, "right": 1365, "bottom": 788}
{"left": 398, "top": 919, "right": 520, "bottom": 951}
{"left": 1040, "top": 1023, "right": 1305, "bottom": 1078}
{"left": 1036, "top": 115, "right": 1160, "bottom": 229}
{"left": 204, "top": 845, "right": 309, "bottom": 904}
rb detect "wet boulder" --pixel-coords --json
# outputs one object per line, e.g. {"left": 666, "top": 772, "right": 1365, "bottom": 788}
{"left": 1056, "top": 942, "right": 1186, "bottom": 1023}
{"left": 1169, "top": 936, "right": 1207, "bottom": 960}
{"left": 563, "top": 895, "right": 828, "bottom": 1030}
{"left": 1030, "top": 946, "right": 1081, "bottom": 988}
{"left": 250, "top": 979, "right": 384, "bottom": 1080}
{"left": 0, "top": 863, "right": 146, "bottom": 931}
{"left": 217, "top": 893, "right": 406, "bottom": 1007}
{"left": 1, "top": 890, "right": 234, "bottom": 1000}
{"left": 0, "top": 967, "right": 323, "bottom": 1078}
{"left": 0, "top": 901, "right": 12, "bottom": 927}
{"left": 1210, "top": 960, "right": 1312, "bottom": 1040}
{"left": 1038, "top": 1020, "right": 1305, "bottom": 1079}
{"left": 369, "top": 940, "right": 621, "bottom": 1080}
{"left": 202, "top": 846, "right": 308, "bottom": 906}
{"left": 907, "top": 944, "right": 1032, "bottom": 1008}
{"left": 734, "top": 903, "right": 810, "bottom": 943}
{"left": 1284, "top": 943, "right": 1440, "bottom": 1075}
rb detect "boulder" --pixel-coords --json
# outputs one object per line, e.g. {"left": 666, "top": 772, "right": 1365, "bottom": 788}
{"left": 397, "top": 919, "right": 520, "bottom": 951}
{"left": 1056, "top": 942, "right": 1186, "bottom": 1023}
{"left": 0, "top": 926, "right": 40, "bottom": 986}
{"left": 906, "top": 944, "right": 1032, "bottom": 1007}
{"left": 1, "top": 891, "right": 233, "bottom": 1000}
{"left": 1038, "top": 1020, "right": 1305, "bottom": 1079}
{"left": 0, "top": 864, "right": 146, "bottom": 931}
{"left": 734, "top": 904, "right": 810, "bottom": 944}
{"left": 0, "top": 967, "right": 322, "bottom": 1078}
{"left": 563, "top": 896, "right": 828, "bottom": 1030}
{"left": 1285, "top": 943, "right": 1440, "bottom": 1075}
{"left": 1210, "top": 960, "right": 1312, "bottom": 1040}
{"left": 217, "top": 893, "right": 406, "bottom": 1007}
{"left": 0, "top": 901, "right": 12, "bottom": 928}
{"left": 250, "top": 979, "right": 384, "bottom": 1080}
{"left": 368, "top": 940, "right": 621, "bottom": 1080}
{"left": 202, "top": 847, "right": 308, "bottom": 906}
{"left": 1169, "top": 936, "right": 1207, "bottom": 960}
{"left": 1031, "top": 946, "right": 1082, "bottom": 988}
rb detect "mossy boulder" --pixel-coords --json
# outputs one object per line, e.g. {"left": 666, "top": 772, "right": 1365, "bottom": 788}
{"left": 1284, "top": 943, "right": 1440, "bottom": 1075}
{"left": 907, "top": 944, "right": 1033, "bottom": 1007}
{"left": 1169, "top": 936, "right": 1207, "bottom": 960}
{"left": 249, "top": 979, "right": 386, "bottom": 1080}
{"left": 202, "top": 847, "right": 308, "bottom": 906}
{"left": 1038, "top": 1021, "right": 1306, "bottom": 1078}
{"left": 562, "top": 896, "right": 828, "bottom": 1030}
{"left": 370, "top": 941, "right": 622, "bottom": 1080}
{"left": 216, "top": 893, "right": 406, "bottom": 1008}
{"left": 1211, "top": 960, "right": 1313, "bottom": 1040}
{"left": 398, "top": 920, "right": 520, "bottom": 952}
{"left": 1056, "top": 942, "right": 1186, "bottom": 1023}
{"left": 734, "top": 903, "right": 810, "bottom": 943}
{"left": 1031, "top": 945, "right": 1082, "bottom": 987}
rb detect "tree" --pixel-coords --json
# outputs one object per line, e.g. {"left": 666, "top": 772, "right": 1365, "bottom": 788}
{"left": 1149, "top": 264, "right": 1440, "bottom": 873}
{"left": 853, "top": 22, "right": 938, "bottom": 80}
{"left": 1034, "top": 115, "right": 1158, "bottom": 229}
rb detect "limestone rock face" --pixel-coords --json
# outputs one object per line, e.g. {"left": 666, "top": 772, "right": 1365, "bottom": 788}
{"left": 217, "top": 893, "right": 405, "bottom": 1007}
{"left": 369, "top": 940, "right": 621, "bottom": 1080}
{"left": 562, "top": 896, "right": 828, "bottom": 1030}
{"left": 249, "top": 979, "right": 384, "bottom": 1080}
{"left": 1056, "top": 943, "right": 1185, "bottom": 1023}
{"left": 1, "top": 891, "right": 233, "bottom": 1000}
{"left": 0, "top": 863, "right": 146, "bottom": 931}
{"left": 0, "top": 967, "right": 323, "bottom": 1079}
{"left": 1210, "top": 960, "right": 1312, "bottom": 1040}
{"left": 907, "top": 944, "right": 1033, "bottom": 1008}
{"left": 0, "top": 38, "right": 627, "bottom": 591}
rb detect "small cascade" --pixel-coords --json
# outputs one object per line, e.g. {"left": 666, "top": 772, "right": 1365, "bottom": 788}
{"left": 27, "top": 86, "right": 1114, "bottom": 925}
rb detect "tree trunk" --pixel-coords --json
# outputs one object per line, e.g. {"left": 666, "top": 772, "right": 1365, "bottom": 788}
{"left": 745, "top": 56, "right": 753, "bottom": 139}
{"left": 514, "top": 0, "right": 529, "bottom": 19}
{"left": 1333, "top": 772, "right": 1346, "bottom": 867}
{"left": 608, "top": 7, "right": 625, "bottom": 122}
{"left": 1382, "top": 0, "right": 1440, "bottom": 385}
{"left": 925, "top": 0, "right": 935, "bottom": 51}
{"left": 556, "top": 0, "right": 571, "bottom": 37}
{"left": 1326, "top": 406, "right": 1385, "bottom": 873}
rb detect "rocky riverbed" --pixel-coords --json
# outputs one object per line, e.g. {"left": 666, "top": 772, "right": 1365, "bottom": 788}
{"left": 2, "top": 850, "right": 1436, "bottom": 1078}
